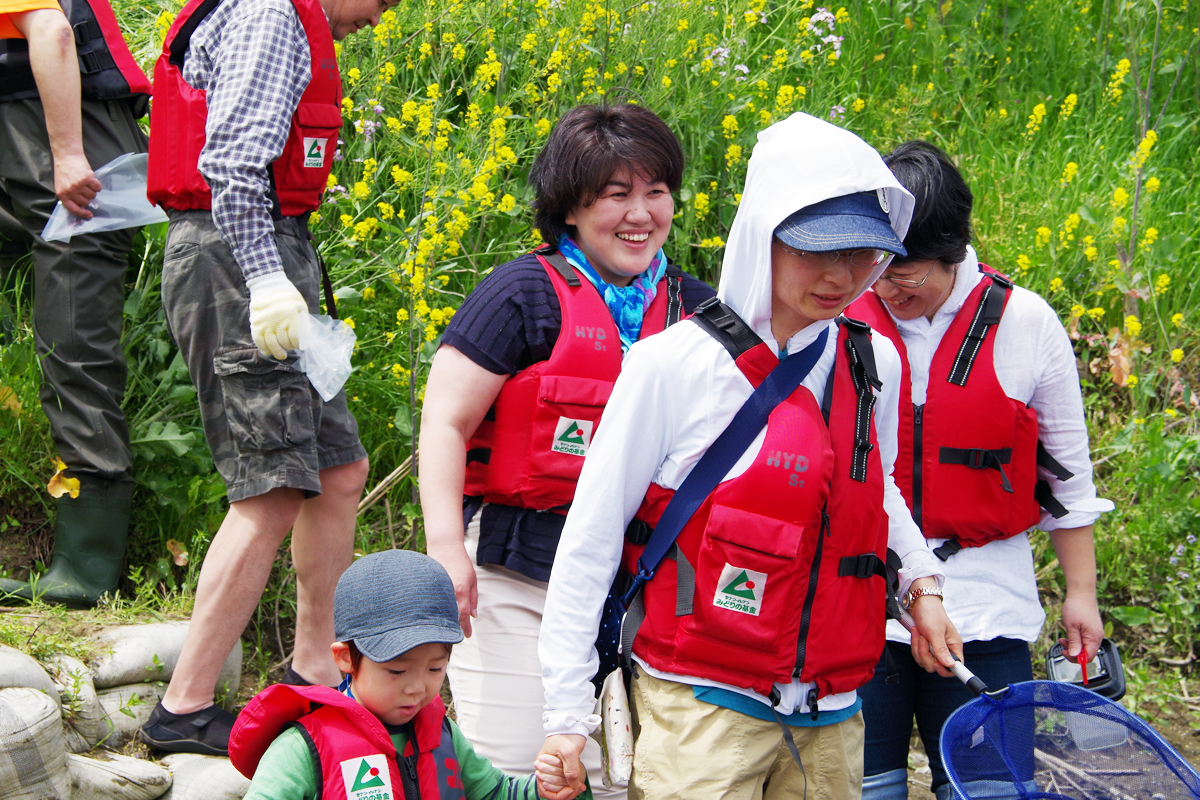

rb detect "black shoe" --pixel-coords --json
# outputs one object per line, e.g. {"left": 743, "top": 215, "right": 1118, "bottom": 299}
{"left": 280, "top": 665, "right": 313, "bottom": 686}
{"left": 138, "top": 702, "right": 236, "bottom": 756}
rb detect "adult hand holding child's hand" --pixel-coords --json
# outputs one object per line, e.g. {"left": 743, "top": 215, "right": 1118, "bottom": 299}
{"left": 536, "top": 736, "right": 587, "bottom": 799}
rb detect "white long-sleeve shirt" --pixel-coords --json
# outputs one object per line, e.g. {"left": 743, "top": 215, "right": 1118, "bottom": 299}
{"left": 537, "top": 316, "right": 945, "bottom": 737}
{"left": 874, "top": 247, "right": 1114, "bottom": 646}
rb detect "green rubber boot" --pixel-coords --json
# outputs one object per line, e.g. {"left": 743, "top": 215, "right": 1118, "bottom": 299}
{"left": 0, "top": 487, "right": 132, "bottom": 607}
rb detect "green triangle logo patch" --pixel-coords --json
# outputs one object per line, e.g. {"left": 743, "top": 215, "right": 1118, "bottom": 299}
{"left": 351, "top": 759, "right": 386, "bottom": 791}
{"left": 720, "top": 569, "right": 758, "bottom": 600}
{"left": 306, "top": 140, "right": 323, "bottom": 158}
{"left": 558, "top": 422, "right": 585, "bottom": 444}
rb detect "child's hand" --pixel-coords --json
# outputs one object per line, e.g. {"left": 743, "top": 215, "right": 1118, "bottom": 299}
{"left": 534, "top": 753, "right": 584, "bottom": 800}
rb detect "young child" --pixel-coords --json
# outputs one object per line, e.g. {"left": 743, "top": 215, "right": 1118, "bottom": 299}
{"left": 229, "top": 549, "right": 588, "bottom": 800}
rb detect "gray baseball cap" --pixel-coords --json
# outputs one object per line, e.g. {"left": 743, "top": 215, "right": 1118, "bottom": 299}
{"left": 333, "top": 550, "right": 463, "bottom": 663}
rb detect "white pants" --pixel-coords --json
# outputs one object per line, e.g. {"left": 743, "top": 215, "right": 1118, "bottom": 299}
{"left": 448, "top": 512, "right": 624, "bottom": 798}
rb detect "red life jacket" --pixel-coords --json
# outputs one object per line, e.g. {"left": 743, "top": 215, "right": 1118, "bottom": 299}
{"left": 846, "top": 267, "right": 1070, "bottom": 558}
{"left": 229, "top": 684, "right": 465, "bottom": 800}
{"left": 146, "top": 0, "right": 343, "bottom": 215}
{"left": 624, "top": 310, "right": 891, "bottom": 702}
{"left": 464, "top": 249, "right": 684, "bottom": 512}
{"left": 0, "top": 0, "right": 151, "bottom": 107}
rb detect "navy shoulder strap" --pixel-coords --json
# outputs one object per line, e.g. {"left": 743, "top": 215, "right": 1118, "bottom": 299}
{"left": 621, "top": 315, "right": 830, "bottom": 605}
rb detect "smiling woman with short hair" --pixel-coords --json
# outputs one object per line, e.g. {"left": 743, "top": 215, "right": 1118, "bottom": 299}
{"left": 417, "top": 104, "right": 714, "bottom": 796}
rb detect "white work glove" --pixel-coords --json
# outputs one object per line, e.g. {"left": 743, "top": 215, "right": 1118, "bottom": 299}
{"left": 246, "top": 272, "right": 308, "bottom": 359}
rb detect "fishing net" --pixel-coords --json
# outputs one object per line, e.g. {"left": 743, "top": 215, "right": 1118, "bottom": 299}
{"left": 941, "top": 681, "right": 1200, "bottom": 800}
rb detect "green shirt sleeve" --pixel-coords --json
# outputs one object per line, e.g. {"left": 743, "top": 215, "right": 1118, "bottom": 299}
{"left": 449, "top": 719, "right": 593, "bottom": 800}
{"left": 242, "top": 726, "right": 321, "bottom": 800}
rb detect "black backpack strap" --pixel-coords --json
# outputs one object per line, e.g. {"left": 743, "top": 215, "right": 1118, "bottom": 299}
{"left": 690, "top": 297, "right": 763, "bottom": 361}
{"left": 948, "top": 275, "right": 1011, "bottom": 386}
{"left": 533, "top": 244, "right": 581, "bottom": 287}
{"left": 1034, "top": 440, "right": 1073, "bottom": 518}
{"left": 839, "top": 317, "right": 880, "bottom": 483}
{"left": 664, "top": 264, "right": 685, "bottom": 326}
{"left": 168, "top": 0, "right": 224, "bottom": 69}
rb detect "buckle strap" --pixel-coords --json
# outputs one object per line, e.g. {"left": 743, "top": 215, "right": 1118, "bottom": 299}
{"left": 933, "top": 538, "right": 963, "bottom": 561}
{"left": 841, "top": 322, "right": 879, "bottom": 483}
{"left": 78, "top": 49, "right": 115, "bottom": 75}
{"left": 73, "top": 20, "right": 102, "bottom": 45}
{"left": 947, "top": 277, "right": 1010, "bottom": 386}
{"left": 838, "top": 553, "right": 887, "bottom": 580}
{"left": 1036, "top": 440, "right": 1074, "bottom": 481}
{"left": 465, "top": 448, "right": 490, "bottom": 465}
{"left": 939, "top": 446, "right": 1014, "bottom": 492}
{"left": 691, "top": 297, "right": 763, "bottom": 361}
{"left": 1035, "top": 479, "right": 1070, "bottom": 519}
{"left": 536, "top": 248, "right": 581, "bottom": 286}
{"left": 665, "top": 271, "right": 683, "bottom": 327}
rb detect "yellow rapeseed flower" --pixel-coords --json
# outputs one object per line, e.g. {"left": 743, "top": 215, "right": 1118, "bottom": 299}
{"left": 1155, "top": 272, "right": 1169, "bottom": 291}
{"left": 722, "top": 115, "right": 739, "bottom": 138}
{"left": 1142, "top": 229, "right": 1160, "bottom": 251}
{"left": 1106, "top": 58, "right": 1131, "bottom": 103}
{"left": 378, "top": 202, "right": 395, "bottom": 220}
{"left": 1049, "top": 277, "right": 1063, "bottom": 293}
{"left": 694, "top": 192, "right": 710, "bottom": 219}
{"left": 1070, "top": 304, "right": 1086, "bottom": 318}
{"left": 1144, "top": 176, "right": 1161, "bottom": 193}
{"left": 700, "top": 236, "right": 726, "bottom": 248}
{"left": 1025, "top": 103, "right": 1046, "bottom": 137}
{"left": 1112, "top": 216, "right": 1127, "bottom": 236}
{"left": 1087, "top": 307, "right": 1105, "bottom": 320}
{"left": 1060, "top": 162, "right": 1078, "bottom": 186}
{"left": 998, "top": 108, "right": 1008, "bottom": 118}
{"left": 352, "top": 181, "right": 369, "bottom": 200}
{"left": 1124, "top": 374, "right": 1138, "bottom": 388}
{"left": 725, "top": 143, "right": 743, "bottom": 167}
{"left": 340, "top": 214, "right": 354, "bottom": 227}
{"left": 1016, "top": 253, "right": 1032, "bottom": 272}
{"left": 852, "top": 97, "right": 865, "bottom": 112}
{"left": 498, "top": 194, "right": 517, "bottom": 213}
{"left": 662, "top": 76, "right": 673, "bottom": 88}
{"left": 1172, "top": 348, "right": 1184, "bottom": 363}
{"left": 1131, "top": 130, "right": 1157, "bottom": 170}
{"left": 1172, "top": 313, "right": 1184, "bottom": 327}
{"left": 1035, "top": 227, "right": 1051, "bottom": 248}
{"left": 1111, "top": 187, "right": 1129, "bottom": 209}
{"left": 1125, "top": 315, "right": 1142, "bottom": 337}
{"left": 1058, "top": 93, "right": 1078, "bottom": 119}
{"left": 347, "top": 67, "right": 361, "bottom": 83}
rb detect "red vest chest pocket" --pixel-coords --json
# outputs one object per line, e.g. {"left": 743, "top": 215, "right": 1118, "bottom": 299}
{"left": 526, "top": 375, "right": 614, "bottom": 483}
{"left": 279, "top": 102, "right": 343, "bottom": 192}
{"left": 675, "top": 505, "right": 809, "bottom": 664}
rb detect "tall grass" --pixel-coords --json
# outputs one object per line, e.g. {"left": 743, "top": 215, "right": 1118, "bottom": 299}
{"left": 1, "top": 0, "right": 1196, "bottom": 679}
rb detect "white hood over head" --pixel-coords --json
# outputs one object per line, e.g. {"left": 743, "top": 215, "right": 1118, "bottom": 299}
{"left": 717, "top": 113, "right": 915, "bottom": 343}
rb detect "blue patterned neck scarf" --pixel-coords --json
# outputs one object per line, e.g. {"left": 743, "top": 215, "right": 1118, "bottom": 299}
{"left": 557, "top": 235, "right": 667, "bottom": 353}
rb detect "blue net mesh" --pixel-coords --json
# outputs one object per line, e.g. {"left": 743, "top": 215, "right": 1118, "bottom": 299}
{"left": 941, "top": 681, "right": 1200, "bottom": 800}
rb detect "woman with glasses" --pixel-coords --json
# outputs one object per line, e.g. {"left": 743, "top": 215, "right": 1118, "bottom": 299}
{"left": 536, "top": 114, "right": 961, "bottom": 800}
{"left": 847, "top": 141, "right": 1114, "bottom": 800}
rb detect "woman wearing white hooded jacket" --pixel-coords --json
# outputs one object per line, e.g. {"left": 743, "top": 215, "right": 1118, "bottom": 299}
{"left": 535, "top": 113, "right": 962, "bottom": 800}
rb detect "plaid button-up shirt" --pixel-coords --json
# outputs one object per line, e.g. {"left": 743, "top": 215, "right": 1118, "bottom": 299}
{"left": 182, "top": 0, "right": 314, "bottom": 281}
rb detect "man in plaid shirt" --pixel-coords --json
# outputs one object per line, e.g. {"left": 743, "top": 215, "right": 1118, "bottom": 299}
{"left": 139, "top": 0, "right": 395, "bottom": 756}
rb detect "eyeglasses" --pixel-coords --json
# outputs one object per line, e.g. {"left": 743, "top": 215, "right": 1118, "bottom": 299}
{"left": 876, "top": 261, "right": 938, "bottom": 288}
{"left": 774, "top": 239, "right": 887, "bottom": 269}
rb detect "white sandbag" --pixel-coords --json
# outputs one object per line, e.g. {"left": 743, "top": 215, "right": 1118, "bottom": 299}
{"left": 89, "top": 623, "right": 242, "bottom": 706}
{"left": 95, "top": 682, "right": 167, "bottom": 748}
{"left": 68, "top": 752, "right": 172, "bottom": 800}
{"left": 160, "top": 754, "right": 249, "bottom": 800}
{"left": 0, "top": 687, "right": 70, "bottom": 800}
{"left": 0, "top": 644, "right": 60, "bottom": 710}
{"left": 46, "top": 654, "right": 107, "bottom": 753}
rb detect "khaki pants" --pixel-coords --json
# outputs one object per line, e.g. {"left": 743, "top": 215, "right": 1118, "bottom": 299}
{"left": 629, "top": 671, "right": 865, "bottom": 800}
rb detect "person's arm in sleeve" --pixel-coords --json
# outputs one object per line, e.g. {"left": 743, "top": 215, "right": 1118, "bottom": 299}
{"left": 199, "top": 3, "right": 311, "bottom": 358}
{"left": 872, "top": 337, "right": 961, "bottom": 675}
{"left": 1028, "top": 304, "right": 1110, "bottom": 661}
{"left": 12, "top": 8, "right": 101, "bottom": 218}
{"left": 419, "top": 345, "right": 508, "bottom": 636}
{"left": 537, "top": 340, "right": 677, "bottom": 791}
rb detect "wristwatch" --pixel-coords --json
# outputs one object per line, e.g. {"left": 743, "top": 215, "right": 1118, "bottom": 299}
{"left": 902, "top": 585, "right": 944, "bottom": 610}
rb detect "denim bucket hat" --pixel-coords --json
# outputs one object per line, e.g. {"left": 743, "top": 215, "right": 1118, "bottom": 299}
{"left": 774, "top": 191, "right": 908, "bottom": 256}
{"left": 333, "top": 549, "right": 464, "bottom": 662}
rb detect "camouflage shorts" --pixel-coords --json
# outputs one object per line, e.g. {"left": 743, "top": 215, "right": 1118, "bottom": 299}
{"left": 161, "top": 211, "right": 366, "bottom": 503}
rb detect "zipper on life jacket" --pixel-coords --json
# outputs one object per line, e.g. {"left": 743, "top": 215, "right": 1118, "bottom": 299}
{"left": 399, "top": 726, "right": 420, "bottom": 800}
{"left": 912, "top": 404, "right": 924, "bottom": 530}
{"left": 793, "top": 507, "right": 830, "bottom": 678}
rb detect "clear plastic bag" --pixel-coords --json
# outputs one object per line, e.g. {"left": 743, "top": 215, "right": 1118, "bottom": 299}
{"left": 296, "top": 314, "right": 356, "bottom": 401}
{"left": 40, "top": 152, "right": 168, "bottom": 243}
